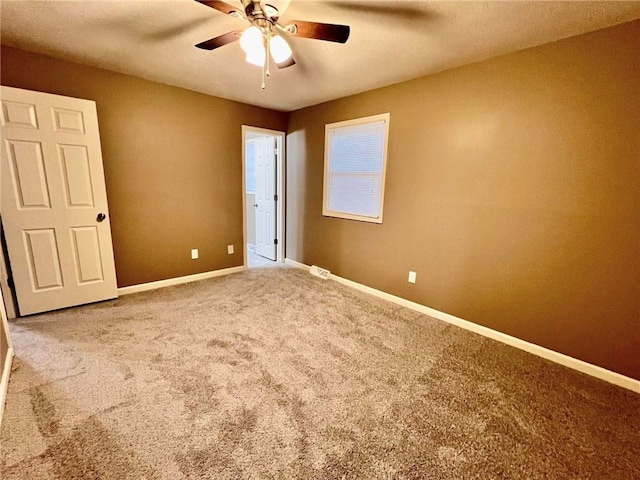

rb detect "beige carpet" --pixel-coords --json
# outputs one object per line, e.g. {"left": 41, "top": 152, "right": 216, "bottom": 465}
{"left": 1, "top": 267, "right": 638, "bottom": 479}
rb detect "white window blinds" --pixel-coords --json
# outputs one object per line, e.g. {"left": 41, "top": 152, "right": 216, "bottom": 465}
{"left": 323, "top": 113, "right": 390, "bottom": 223}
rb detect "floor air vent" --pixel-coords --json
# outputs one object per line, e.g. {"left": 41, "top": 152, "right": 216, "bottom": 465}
{"left": 309, "top": 265, "right": 330, "bottom": 280}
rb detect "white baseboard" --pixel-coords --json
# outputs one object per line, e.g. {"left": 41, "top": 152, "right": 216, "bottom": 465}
{"left": 0, "top": 347, "right": 14, "bottom": 429}
{"left": 284, "top": 258, "right": 639, "bottom": 393}
{"left": 118, "top": 266, "right": 247, "bottom": 296}
{"left": 284, "top": 259, "right": 309, "bottom": 270}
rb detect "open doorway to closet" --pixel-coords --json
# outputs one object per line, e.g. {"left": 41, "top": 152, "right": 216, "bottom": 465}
{"left": 242, "top": 126, "right": 285, "bottom": 268}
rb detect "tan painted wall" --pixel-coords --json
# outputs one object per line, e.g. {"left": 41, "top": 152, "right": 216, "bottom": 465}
{"left": 286, "top": 21, "right": 640, "bottom": 380}
{"left": 1, "top": 46, "right": 287, "bottom": 287}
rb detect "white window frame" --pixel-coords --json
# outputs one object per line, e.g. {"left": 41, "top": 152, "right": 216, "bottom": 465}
{"left": 322, "top": 112, "right": 390, "bottom": 224}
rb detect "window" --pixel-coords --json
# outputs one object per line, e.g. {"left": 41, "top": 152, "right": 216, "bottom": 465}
{"left": 323, "top": 113, "right": 390, "bottom": 223}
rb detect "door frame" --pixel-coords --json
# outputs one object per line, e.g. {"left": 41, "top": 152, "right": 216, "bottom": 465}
{"left": 241, "top": 125, "right": 285, "bottom": 266}
{"left": 0, "top": 118, "right": 14, "bottom": 428}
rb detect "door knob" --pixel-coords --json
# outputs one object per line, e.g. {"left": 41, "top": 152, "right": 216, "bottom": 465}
{"left": 253, "top": 203, "right": 258, "bottom": 208}
{"left": 97, "top": 213, "right": 106, "bottom": 222}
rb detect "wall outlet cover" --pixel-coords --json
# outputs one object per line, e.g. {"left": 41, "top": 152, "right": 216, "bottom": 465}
{"left": 191, "top": 249, "right": 199, "bottom": 260}
{"left": 408, "top": 271, "right": 417, "bottom": 284}
{"left": 227, "top": 245, "right": 234, "bottom": 255}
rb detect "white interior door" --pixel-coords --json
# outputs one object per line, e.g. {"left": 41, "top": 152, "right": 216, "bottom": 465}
{"left": 0, "top": 86, "right": 117, "bottom": 316}
{"left": 255, "top": 135, "right": 277, "bottom": 260}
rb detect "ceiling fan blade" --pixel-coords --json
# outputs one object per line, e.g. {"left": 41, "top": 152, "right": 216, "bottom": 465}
{"left": 332, "top": 1, "right": 434, "bottom": 21}
{"left": 289, "top": 21, "right": 350, "bottom": 43}
{"left": 276, "top": 56, "right": 296, "bottom": 69}
{"left": 195, "top": 30, "right": 242, "bottom": 50}
{"left": 195, "top": 0, "right": 240, "bottom": 16}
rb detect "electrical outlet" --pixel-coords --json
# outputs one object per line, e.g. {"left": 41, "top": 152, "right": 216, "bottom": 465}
{"left": 227, "top": 244, "right": 234, "bottom": 255}
{"left": 191, "top": 248, "right": 199, "bottom": 260}
{"left": 408, "top": 271, "right": 417, "bottom": 284}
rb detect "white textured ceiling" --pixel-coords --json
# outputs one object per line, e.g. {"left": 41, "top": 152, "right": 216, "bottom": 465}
{"left": 1, "top": 1, "right": 639, "bottom": 112}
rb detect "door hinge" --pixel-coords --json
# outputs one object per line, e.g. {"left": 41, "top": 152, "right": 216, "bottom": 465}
{"left": 274, "top": 194, "right": 278, "bottom": 201}
{"left": 7, "top": 277, "right": 14, "bottom": 289}
{"left": 274, "top": 239, "right": 278, "bottom": 245}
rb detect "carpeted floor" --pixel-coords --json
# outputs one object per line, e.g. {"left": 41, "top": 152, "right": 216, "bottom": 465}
{"left": 1, "top": 267, "right": 638, "bottom": 479}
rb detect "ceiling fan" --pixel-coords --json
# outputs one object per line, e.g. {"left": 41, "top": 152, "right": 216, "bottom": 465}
{"left": 194, "top": 0, "right": 351, "bottom": 87}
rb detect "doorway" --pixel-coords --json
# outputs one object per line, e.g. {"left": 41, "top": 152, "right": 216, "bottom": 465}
{"left": 242, "top": 126, "right": 284, "bottom": 268}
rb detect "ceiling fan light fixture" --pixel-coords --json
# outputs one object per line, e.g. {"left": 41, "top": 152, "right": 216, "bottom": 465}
{"left": 245, "top": 46, "right": 266, "bottom": 67}
{"left": 264, "top": 4, "right": 279, "bottom": 18}
{"left": 239, "top": 26, "right": 263, "bottom": 54}
{"left": 269, "top": 34, "right": 292, "bottom": 64}
{"left": 195, "top": 0, "right": 351, "bottom": 81}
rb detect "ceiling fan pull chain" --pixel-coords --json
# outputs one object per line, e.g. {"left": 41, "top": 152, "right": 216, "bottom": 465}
{"left": 261, "top": 60, "right": 266, "bottom": 89}
{"left": 266, "top": 36, "right": 271, "bottom": 77}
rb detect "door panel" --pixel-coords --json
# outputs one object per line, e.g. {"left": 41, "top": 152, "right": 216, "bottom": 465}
{"left": 255, "top": 135, "right": 276, "bottom": 261}
{"left": 6, "top": 140, "right": 51, "bottom": 209}
{"left": 1, "top": 86, "right": 117, "bottom": 315}
{"left": 51, "top": 108, "right": 85, "bottom": 134}
{"left": 70, "top": 226, "right": 104, "bottom": 284}
{"left": 24, "top": 229, "right": 64, "bottom": 291}
{"left": 1, "top": 101, "right": 38, "bottom": 129}
{"left": 58, "top": 144, "right": 95, "bottom": 207}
